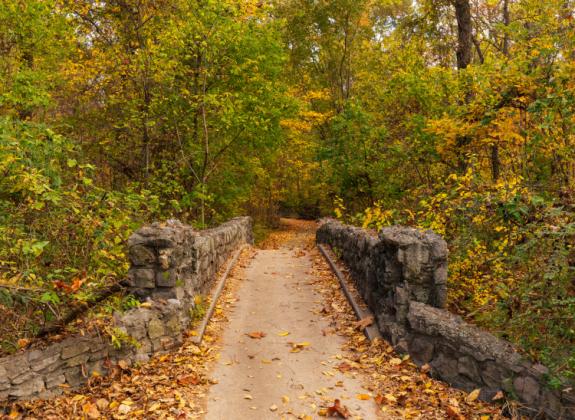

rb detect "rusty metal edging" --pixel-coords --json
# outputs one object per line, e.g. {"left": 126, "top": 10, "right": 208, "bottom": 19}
{"left": 192, "top": 244, "right": 248, "bottom": 345}
{"left": 317, "top": 243, "right": 382, "bottom": 341}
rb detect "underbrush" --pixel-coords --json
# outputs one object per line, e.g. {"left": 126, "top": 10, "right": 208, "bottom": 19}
{"left": 0, "top": 118, "right": 161, "bottom": 354}
{"left": 339, "top": 167, "right": 575, "bottom": 387}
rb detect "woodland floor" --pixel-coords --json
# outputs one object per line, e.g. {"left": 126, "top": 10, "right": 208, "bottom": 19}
{"left": 5, "top": 219, "right": 518, "bottom": 419}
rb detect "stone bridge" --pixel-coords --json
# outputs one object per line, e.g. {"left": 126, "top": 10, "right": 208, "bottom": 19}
{"left": 317, "top": 218, "right": 574, "bottom": 419}
{"left": 0, "top": 216, "right": 573, "bottom": 419}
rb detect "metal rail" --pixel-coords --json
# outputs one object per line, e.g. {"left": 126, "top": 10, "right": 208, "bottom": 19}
{"left": 317, "top": 243, "right": 381, "bottom": 341}
{"left": 192, "top": 244, "right": 247, "bottom": 345}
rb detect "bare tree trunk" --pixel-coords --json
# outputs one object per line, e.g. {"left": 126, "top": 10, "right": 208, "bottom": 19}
{"left": 454, "top": 0, "right": 473, "bottom": 70}
{"left": 454, "top": 0, "right": 473, "bottom": 172}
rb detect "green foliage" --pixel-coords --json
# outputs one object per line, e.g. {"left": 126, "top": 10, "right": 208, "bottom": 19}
{"left": 106, "top": 326, "right": 140, "bottom": 350}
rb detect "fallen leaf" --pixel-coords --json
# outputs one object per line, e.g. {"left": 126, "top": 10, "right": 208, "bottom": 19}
{"left": 326, "top": 399, "right": 351, "bottom": 419}
{"left": 356, "top": 394, "right": 370, "bottom": 400}
{"left": 492, "top": 391, "right": 505, "bottom": 401}
{"left": 420, "top": 363, "right": 431, "bottom": 374}
{"left": 466, "top": 388, "right": 481, "bottom": 403}
{"left": 353, "top": 316, "right": 374, "bottom": 330}
{"left": 95, "top": 398, "right": 109, "bottom": 411}
{"left": 177, "top": 374, "right": 200, "bottom": 386}
{"left": 337, "top": 362, "right": 353, "bottom": 372}
{"left": 446, "top": 405, "right": 465, "bottom": 420}
{"left": 277, "top": 331, "right": 290, "bottom": 336}
{"left": 148, "top": 402, "right": 161, "bottom": 412}
{"left": 17, "top": 338, "right": 30, "bottom": 349}
{"left": 246, "top": 331, "right": 266, "bottom": 339}
{"left": 270, "top": 404, "right": 278, "bottom": 411}
{"left": 82, "top": 402, "right": 100, "bottom": 419}
{"left": 282, "top": 395, "right": 290, "bottom": 404}
{"left": 290, "top": 342, "right": 311, "bottom": 352}
{"left": 117, "top": 359, "right": 129, "bottom": 370}
{"left": 244, "top": 394, "right": 253, "bottom": 400}
{"left": 117, "top": 404, "right": 131, "bottom": 415}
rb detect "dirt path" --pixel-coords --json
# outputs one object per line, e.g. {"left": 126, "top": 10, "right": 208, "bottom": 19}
{"left": 205, "top": 220, "right": 376, "bottom": 420}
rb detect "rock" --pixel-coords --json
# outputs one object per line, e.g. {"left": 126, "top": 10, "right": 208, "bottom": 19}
{"left": 158, "top": 249, "right": 173, "bottom": 270}
{"left": 129, "top": 244, "right": 156, "bottom": 266}
{"left": 156, "top": 269, "right": 176, "bottom": 287}
{"left": 129, "top": 268, "right": 156, "bottom": 289}
{"left": 117, "top": 308, "right": 153, "bottom": 340}
{"left": 457, "top": 356, "right": 480, "bottom": 382}
{"left": 480, "top": 361, "right": 505, "bottom": 389}
{"left": 166, "top": 315, "right": 182, "bottom": 335}
{"left": 1, "top": 353, "right": 29, "bottom": 380}
{"left": 29, "top": 349, "right": 62, "bottom": 372}
{"left": 61, "top": 339, "right": 91, "bottom": 360}
{"left": 9, "top": 374, "right": 44, "bottom": 397}
{"left": 408, "top": 336, "right": 434, "bottom": 364}
{"left": 13, "top": 370, "right": 39, "bottom": 385}
{"left": 45, "top": 373, "right": 66, "bottom": 390}
{"left": 66, "top": 353, "right": 89, "bottom": 367}
{"left": 514, "top": 376, "right": 540, "bottom": 405}
{"left": 431, "top": 352, "right": 458, "bottom": 381}
{"left": 64, "top": 367, "right": 85, "bottom": 387}
{"left": 147, "top": 318, "right": 165, "bottom": 340}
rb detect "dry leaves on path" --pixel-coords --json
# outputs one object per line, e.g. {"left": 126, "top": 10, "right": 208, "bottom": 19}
{"left": 325, "top": 398, "right": 351, "bottom": 418}
{"left": 246, "top": 331, "right": 266, "bottom": 339}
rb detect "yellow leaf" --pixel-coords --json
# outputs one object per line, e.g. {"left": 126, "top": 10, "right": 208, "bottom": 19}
{"left": 356, "top": 394, "right": 371, "bottom": 400}
{"left": 466, "top": 388, "right": 481, "bottom": 403}
{"left": 277, "top": 331, "right": 290, "bottom": 336}
{"left": 148, "top": 402, "right": 161, "bottom": 412}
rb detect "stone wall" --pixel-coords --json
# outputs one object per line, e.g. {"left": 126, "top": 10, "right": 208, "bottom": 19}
{"left": 0, "top": 217, "right": 252, "bottom": 401}
{"left": 317, "top": 218, "right": 574, "bottom": 419}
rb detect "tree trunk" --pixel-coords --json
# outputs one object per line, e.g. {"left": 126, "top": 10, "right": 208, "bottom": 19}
{"left": 454, "top": 0, "right": 473, "bottom": 70}
{"left": 454, "top": 0, "right": 473, "bottom": 172}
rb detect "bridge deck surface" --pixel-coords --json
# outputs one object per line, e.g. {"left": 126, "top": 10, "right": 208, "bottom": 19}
{"left": 205, "top": 221, "right": 376, "bottom": 419}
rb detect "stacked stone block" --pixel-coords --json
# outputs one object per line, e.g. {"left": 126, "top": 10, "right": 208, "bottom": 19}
{"left": 317, "top": 218, "right": 574, "bottom": 419}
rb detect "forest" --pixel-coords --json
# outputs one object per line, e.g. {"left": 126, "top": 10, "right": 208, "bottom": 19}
{"left": 0, "top": 0, "right": 574, "bottom": 397}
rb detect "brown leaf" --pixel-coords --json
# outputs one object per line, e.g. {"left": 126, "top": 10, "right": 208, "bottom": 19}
{"left": 337, "top": 362, "right": 353, "bottom": 372}
{"left": 177, "top": 374, "right": 200, "bottom": 386}
{"left": 17, "top": 338, "right": 30, "bottom": 349}
{"left": 326, "top": 399, "right": 351, "bottom": 419}
{"left": 82, "top": 402, "right": 101, "bottom": 419}
{"left": 446, "top": 405, "right": 465, "bottom": 420}
{"left": 246, "top": 331, "right": 266, "bottom": 339}
{"left": 117, "top": 359, "right": 130, "bottom": 371}
{"left": 492, "top": 391, "right": 505, "bottom": 401}
{"left": 353, "top": 316, "right": 374, "bottom": 330}
{"left": 420, "top": 363, "right": 431, "bottom": 374}
{"left": 95, "top": 398, "right": 109, "bottom": 411}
